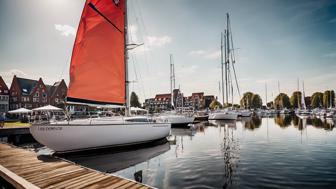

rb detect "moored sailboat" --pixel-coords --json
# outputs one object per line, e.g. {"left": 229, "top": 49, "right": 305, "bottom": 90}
{"left": 156, "top": 54, "right": 194, "bottom": 127}
{"left": 209, "top": 13, "right": 238, "bottom": 120}
{"left": 30, "top": 0, "right": 171, "bottom": 153}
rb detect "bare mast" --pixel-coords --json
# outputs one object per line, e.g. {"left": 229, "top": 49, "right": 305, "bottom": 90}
{"left": 125, "top": 0, "right": 130, "bottom": 116}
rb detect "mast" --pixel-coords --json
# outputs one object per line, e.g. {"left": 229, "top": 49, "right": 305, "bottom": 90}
{"left": 225, "top": 13, "right": 230, "bottom": 106}
{"left": 297, "top": 78, "right": 300, "bottom": 109}
{"left": 170, "top": 54, "right": 174, "bottom": 110}
{"left": 125, "top": 0, "right": 130, "bottom": 116}
{"left": 221, "top": 32, "right": 225, "bottom": 106}
{"left": 265, "top": 82, "right": 267, "bottom": 107}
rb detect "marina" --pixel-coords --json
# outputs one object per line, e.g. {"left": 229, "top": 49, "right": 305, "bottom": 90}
{"left": 2, "top": 115, "right": 335, "bottom": 189}
{"left": 1, "top": 0, "right": 336, "bottom": 188}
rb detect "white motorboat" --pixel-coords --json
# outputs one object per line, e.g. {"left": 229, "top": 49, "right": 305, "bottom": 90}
{"left": 30, "top": 0, "right": 171, "bottom": 153}
{"left": 156, "top": 111, "right": 194, "bottom": 127}
{"left": 209, "top": 109, "right": 238, "bottom": 120}
{"left": 238, "top": 109, "right": 252, "bottom": 117}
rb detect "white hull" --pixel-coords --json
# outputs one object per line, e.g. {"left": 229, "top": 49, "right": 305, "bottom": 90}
{"left": 208, "top": 111, "right": 238, "bottom": 120}
{"left": 156, "top": 114, "right": 194, "bottom": 127}
{"left": 30, "top": 120, "right": 171, "bottom": 153}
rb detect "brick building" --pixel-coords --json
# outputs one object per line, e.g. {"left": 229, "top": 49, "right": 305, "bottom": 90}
{"left": 46, "top": 80, "right": 67, "bottom": 107}
{"left": 144, "top": 90, "right": 215, "bottom": 113}
{"left": 0, "top": 76, "right": 9, "bottom": 113}
{"left": 9, "top": 75, "right": 67, "bottom": 110}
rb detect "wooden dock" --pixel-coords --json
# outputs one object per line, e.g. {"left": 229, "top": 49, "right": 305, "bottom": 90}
{"left": 0, "top": 143, "right": 153, "bottom": 189}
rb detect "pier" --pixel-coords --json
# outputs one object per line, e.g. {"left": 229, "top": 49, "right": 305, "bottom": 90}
{"left": 0, "top": 143, "right": 153, "bottom": 189}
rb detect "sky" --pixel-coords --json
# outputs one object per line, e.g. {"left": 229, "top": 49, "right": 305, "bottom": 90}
{"left": 0, "top": 0, "right": 336, "bottom": 104}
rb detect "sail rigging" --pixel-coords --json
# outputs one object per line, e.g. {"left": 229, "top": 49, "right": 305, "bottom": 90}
{"left": 67, "top": 0, "right": 126, "bottom": 105}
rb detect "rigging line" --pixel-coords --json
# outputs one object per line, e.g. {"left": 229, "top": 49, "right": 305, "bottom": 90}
{"left": 131, "top": 1, "right": 151, "bottom": 98}
{"left": 134, "top": 0, "right": 151, "bottom": 74}
{"left": 231, "top": 59, "right": 241, "bottom": 98}
{"left": 88, "top": 2, "right": 122, "bottom": 33}
{"left": 128, "top": 2, "right": 148, "bottom": 100}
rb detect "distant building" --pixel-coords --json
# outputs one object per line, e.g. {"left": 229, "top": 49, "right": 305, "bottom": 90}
{"left": 9, "top": 75, "right": 67, "bottom": 110}
{"left": 46, "top": 80, "right": 67, "bottom": 108}
{"left": 144, "top": 90, "right": 215, "bottom": 113}
{"left": 204, "top": 95, "right": 215, "bottom": 108}
{"left": 0, "top": 76, "right": 9, "bottom": 113}
{"left": 191, "top": 92, "right": 204, "bottom": 110}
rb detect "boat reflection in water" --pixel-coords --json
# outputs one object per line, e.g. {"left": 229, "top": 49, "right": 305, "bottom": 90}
{"left": 205, "top": 119, "right": 239, "bottom": 188}
{"left": 62, "top": 139, "right": 170, "bottom": 181}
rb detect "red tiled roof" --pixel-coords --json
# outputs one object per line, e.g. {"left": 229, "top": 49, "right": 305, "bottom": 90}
{"left": 155, "top": 93, "right": 171, "bottom": 99}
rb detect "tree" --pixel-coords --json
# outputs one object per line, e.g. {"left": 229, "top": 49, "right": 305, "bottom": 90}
{"left": 209, "top": 99, "right": 222, "bottom": 110}
{"left": 290, "top": 91, "right": 302, "bottom": 109}
{"left": 240, "top": 92, "right": 254, "bottom": 108}
{"left": 323, "top": 90, "right": 335, "bottom": 108}
{"left": 251, "top": 94, "right": 262, "bottom": 109}
{"left": 130, "top": 92, "right": 141, "bottom": 108}
{"left": 274, "top": 93, "right": 291, "bottom": 109}
{"left": 240, "top": 92, "right": 262, "bottom": 109}
{"left": 311, "top": 92, "right": 323, "bottom": 108}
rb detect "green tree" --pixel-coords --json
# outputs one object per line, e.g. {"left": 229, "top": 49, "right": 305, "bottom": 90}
{"left": 290, "top": 91, "right": 302, "bottom": 109}
{"left": 209, "top": 99, "right": 223, "bottom": 110}
{"left": 240, "top": 92, "right": 254, "bottom": 108}
{"left": 323, "top": 90, "right": 335, "bottom": 108}
{"left": 274, "top": 93, "right": 291, "bottom": 109}
{"left": 311, "top": 92, "right": 323, "bottom": 108}
{"left": 130, "top": 92, "right": 141, "bottom": 108}
{"left": 251, "top": 94, "right": 262, "bottom": 109}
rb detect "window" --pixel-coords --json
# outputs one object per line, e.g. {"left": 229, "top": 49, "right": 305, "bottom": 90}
{"left": 34, "top": 92, "right": 39, "bottom": 97}
{"left": 55, "top": 98, "right": 59, "bottom": 103}
{"left": 42, "top": 93, "right": 47, "bottom": 98}
{"left": 12, "top": 97, "right": 17, "bottom": 102}
{"left": 4, "top": 90, "right": 8, "bottom": 94}
{"left": 33, "top": 97, "right": 39, "bottom": 102}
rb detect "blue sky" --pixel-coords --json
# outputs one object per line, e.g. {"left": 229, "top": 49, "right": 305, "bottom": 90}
{"left": 0, "top": 0, "right": 335, "bottom": 104}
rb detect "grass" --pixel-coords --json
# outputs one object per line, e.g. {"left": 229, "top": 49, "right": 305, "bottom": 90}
{"left": 2, "top": 122, "right": 31, "bottom": 128}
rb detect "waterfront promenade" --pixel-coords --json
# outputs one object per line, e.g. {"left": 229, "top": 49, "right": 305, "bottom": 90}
{"left": 0, "top": 143, "right": 152, "bottom": 189}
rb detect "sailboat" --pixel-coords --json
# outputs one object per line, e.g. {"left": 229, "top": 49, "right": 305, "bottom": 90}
{"left": 156, "top": 54, "right": 195, "bottom": 127}
{"left": 30, "top": 0, "right": 171, "bottom": 153}
{"left": 209, "top": 13, "right": 238, "bottom": 120}
{"left": 295, "top": 81, "right": 310, "bottom": 119}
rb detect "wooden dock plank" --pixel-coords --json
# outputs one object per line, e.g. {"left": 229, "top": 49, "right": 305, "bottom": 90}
{"left": 0, "top": 143, "right": 152, "bottom": 189}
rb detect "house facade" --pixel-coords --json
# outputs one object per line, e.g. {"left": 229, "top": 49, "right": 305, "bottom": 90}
{"left": 8, "top": 75, "right": 67, "bottom": 110}
{"left": 0, "top": 76, "right": 9, "bottom": 113}
{"left": 144, "top": 90, "right": 214, "bottom": 113}
{"left": 47, "top": 79, "right": 67, "bottom": 108}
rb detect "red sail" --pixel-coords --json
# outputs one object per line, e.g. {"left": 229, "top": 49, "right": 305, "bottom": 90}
{"left": 67, "top": 0, "right": 125, "bottom": 105}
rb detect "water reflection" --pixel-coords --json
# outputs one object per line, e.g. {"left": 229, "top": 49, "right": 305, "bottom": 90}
{"left": 274, "top": 115, "right": 292, "bottom": 128}
{"left": 274, "top": 115, "right": 335, "bottom": 131}
{"left": 43, "top": 117, "right": 336, "bottom": 189}
{"left": 220, "top": 122, "right": 239, "bottom": 188}
{"left": 243, "top": 117, "right": 262, "bottom": 130}
{"left": 62, "top": 140, "right": 170, "bottom": 175}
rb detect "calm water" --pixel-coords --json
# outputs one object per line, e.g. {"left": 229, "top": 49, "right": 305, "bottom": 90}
{"left": 56, "top": 116, "right": 336, "bottom": 188}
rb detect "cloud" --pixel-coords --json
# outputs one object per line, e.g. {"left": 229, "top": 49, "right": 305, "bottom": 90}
{"left": 146, "top": 36, "right": 172, "bottom": 47}
{"left": 128, "top": 24, "right": 172, "bottom": 55}
{"left": 0, "top": 69, "right": 28, "bottom": 86}
{"left": 329, "top": 17, "right": 336, "bottom": 23}
{"left": 189, "top": 49, "right": 220, "bottom": 60}
{"left": 54, "top": 24, "right": 76, "bottom": 36}
{"left": 322, "top": 51, "right": 336, "bottom": 58}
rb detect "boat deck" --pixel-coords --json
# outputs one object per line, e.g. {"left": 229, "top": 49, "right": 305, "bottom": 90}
{"left": 0, "top": 143, "right": 153, "bottom": 189}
